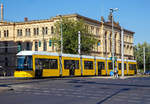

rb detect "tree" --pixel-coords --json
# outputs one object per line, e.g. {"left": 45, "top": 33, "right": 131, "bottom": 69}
{"left": 53, "top": 18, "right": 97, "bottom": 55}
{"left": 134, "top": 42, "right": 150, "bottom": 71}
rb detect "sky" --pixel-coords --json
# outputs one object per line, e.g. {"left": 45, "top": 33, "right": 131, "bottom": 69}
{"left": 1, "top": 0, "right": 150, "bottom": 45}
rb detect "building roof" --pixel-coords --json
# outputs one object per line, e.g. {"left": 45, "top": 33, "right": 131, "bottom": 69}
{"left": 0, "top": 13, "right": 134, "bottom": 34}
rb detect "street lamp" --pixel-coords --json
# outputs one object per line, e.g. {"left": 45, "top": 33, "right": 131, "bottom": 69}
{"left": 110, "top": 8, "right": 118, "bottom": 75}
{"left": 59, "top": 15, "right": 63, "bottom": 54}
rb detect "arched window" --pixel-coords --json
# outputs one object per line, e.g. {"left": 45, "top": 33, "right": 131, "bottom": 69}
{"left": 17, "top": 42, "right": 22, "bottom": 52}
{"left": 26, "top": 42, "right": 30, "bottom": 50}
{"left": 51, "top": 26, "right": 54, "bottom": 34}
{"left": 43, "top": 40, "right": 47, "bottom": 51}
{"left": 35, "top": 41, "right": 38, "bottom": 51}
{"left": 5, "top": 57, "right": 8, "bottom": 66}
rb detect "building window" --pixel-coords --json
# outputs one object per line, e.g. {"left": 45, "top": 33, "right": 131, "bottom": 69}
{"left": 34, "top": 28, "right": 39, "bottom": 35}
{"left": 96, "top": 28, "right": 99, "bottom": 36}
{"left": 35, "top": 41, "right": 38, "bottom": 51}
{"left": 49, "top": 40, "right": 52, "bottom": 47}
{"left": 17, "top": 42, "right": 22, "bottom": 52}
{"left": 0, "top": 31, "right": 1, "bottom": 38}
{"left": 4, "top": 30, "right": 9, "bottom": 37}
{"left": 5, "top": 57, "right": 8, "bottom": 66}
{"left": 17, "top": 29, "right": 22, "bottom": 36}
{"left": 39, "top": 41, "right": 41, "bottom": 47}
{"left": 85, "top": 25, "right": 88, "bottom": 31}
{"left": 51, "top": 26, "right": 54, "bottom": 34}
{"left": 26, "top": 42, "right": 30, "bottom": 50}
{"left": 5, "top": 42, "right": 8, "bottom": 53}
{"left": 43, "top": 40, "right": 47, "bottom": 51}
{"left": 42, "top": 27, "right": 48, "bottom": 35}
{"left": 25, "top": 28, "right": 31, "bottom": 36}
{"left": 91, "top": 26, "right": 94, "bottom": 33}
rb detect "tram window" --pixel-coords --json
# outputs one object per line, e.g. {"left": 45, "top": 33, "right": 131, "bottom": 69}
{"left": 118, "top": 63, "right": 127, "bottom": 70}
{"left": 118, "top": 63, "right": 121, "bottom": 70}
{"left": 49, "top": 59, "right": 58, "bottom": 69}
{"left": 108, "top": 62, "right": 112, "bottom": 69}
{"left": 64, "top": 60, "right": 79, "bottom": 69}
{"left": 129, "top": 64, "right": 136, "bottom": 70}
{"left": 98, "top": 62, "right": 105, "bottom": 70}
{"left": 17, "top": 56, "right": 33, "bottom": 71}
{"left": 124, "top": 64, "right": 127, "bottom": 70}
{"left": 84, "top": 61, "right": 93, "bottom": 70}
{"left": 35, "top": 58, "right": 58, "bottom": 69}
{"left": 129, "top": 64, "right": 132, "bottom": 70}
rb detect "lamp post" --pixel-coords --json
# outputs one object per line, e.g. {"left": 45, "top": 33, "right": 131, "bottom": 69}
{"left": 143, "top": 47, "right": 146, "bottom": 74}
{"left": 121, "top": 27, "right": 124, "bottom": 77}
{"left": 59, "top": 15, "right": 63, "bottom": 54}
{"left": 110, "top": 8, "right": 118, "bottom": 75}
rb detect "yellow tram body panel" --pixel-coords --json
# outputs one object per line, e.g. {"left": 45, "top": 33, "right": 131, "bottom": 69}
{"left": 82, "top": 58, "right": 95, "bottom": 76}
{"left": 14, "top": 71, "right": 35, "bottom": 78}
{"left": 117, "top": 61, "right": 128, "bottom": 75}
{"left": 96, "top": 59, "right": 106, "bottom": 76}
{"left": 33, "top": 55, "right": 60, "bottom": 77}
{"left": 62, "top": 56, "right": 81, "bottom": 76}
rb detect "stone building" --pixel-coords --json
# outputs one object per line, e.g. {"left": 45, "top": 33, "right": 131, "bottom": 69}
{"left": 0, "top": 5, "right": 134, "bottom": 75}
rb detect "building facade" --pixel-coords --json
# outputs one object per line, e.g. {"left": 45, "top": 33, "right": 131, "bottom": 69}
{"left": 0, "top": 13, "right": 135, "bottom": 75}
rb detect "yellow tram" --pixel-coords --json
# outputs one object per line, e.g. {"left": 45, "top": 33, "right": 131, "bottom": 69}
{"left": 14, "top": 51, "right": 137, "bottom": 78}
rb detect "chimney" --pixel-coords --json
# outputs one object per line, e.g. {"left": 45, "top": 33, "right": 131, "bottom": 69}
{"left": 24, "top": 17, "right": 28, "bottom": 22}
{"left": 1, "top": 3, "right": 3, "bottom": 21}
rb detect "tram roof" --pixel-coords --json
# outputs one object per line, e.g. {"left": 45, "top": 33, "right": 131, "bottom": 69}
{"left": 95, "top": 56, "right": 106, "bottom": 60}
{"left": 62, "top": 54, "right": 80, "bottom": 58}
{"left": 117, "top": 59, "right": 128, "bottom": 61}
{"left": 17, "top": 51, "right": 59, "bottom": 56}
{"left": 81, "top": 55, "right": 95, "bottom": 59}
{"left": 127, "top": 60, "right": 136, "bottom": 62}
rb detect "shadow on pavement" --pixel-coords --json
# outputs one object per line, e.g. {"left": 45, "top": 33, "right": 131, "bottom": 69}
{"left": 67, "top": 79, "right": 150, "bottom": 88}
{"left": 96, "top": 88, "right": 130, "bottom": 104}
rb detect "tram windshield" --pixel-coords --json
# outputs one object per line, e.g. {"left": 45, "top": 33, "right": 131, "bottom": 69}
{"left": 16, "top": 56, "right": 33, "bottom": 71}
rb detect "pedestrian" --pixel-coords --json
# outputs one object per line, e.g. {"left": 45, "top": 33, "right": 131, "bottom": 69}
{"left": 114, "top": 66, "right": 118, "bottom": 78}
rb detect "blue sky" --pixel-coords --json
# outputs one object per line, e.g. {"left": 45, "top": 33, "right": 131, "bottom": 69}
{"left": 1, "top": 0, "right": 150, "bottom": 45}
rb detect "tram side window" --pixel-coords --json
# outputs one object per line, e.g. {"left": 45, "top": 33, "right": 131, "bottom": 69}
{"left": 98, "top": 62, "right": 105, "bottom": 70}
{"left": 35, "top": 58, "right": 58, "bottom": 69}
{"left": 129, "top": 64, "right": 136, "bottom": 70}
{"left": 124, "top": 64, "right": 127, "bottom": 70}
{"left": 118, "top": 63, "right": 127, "bottom": 70}
{"left": 108, "top": 62, "right": 112, "bottom": 69}
{"left": 17, "top": 56, "right": 33, "bottom": 71}
{"left": 64, "top": 60, "right": 79, "bottom": 69}
{"left": 84, "top": 61, "right": 93, "bottom": 70}
{"left": 118, "top": 63, "right": 121, "bottom": 70}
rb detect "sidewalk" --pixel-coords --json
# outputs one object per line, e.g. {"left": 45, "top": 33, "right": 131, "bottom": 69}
{"left": 0, "top": 76, "right": 14, "bottom": 80}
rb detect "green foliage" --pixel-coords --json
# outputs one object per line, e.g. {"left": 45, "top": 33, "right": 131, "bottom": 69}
{"left": 53, "top": 18, "right": 97, "bottom": 54}
{"left": 134, "top": 42, "right": 150, "bottom": 70}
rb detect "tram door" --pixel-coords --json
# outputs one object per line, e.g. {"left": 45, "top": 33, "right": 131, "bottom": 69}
{"left": 98, "top": 62, "right": 104, "bottom": 75}
{"left": 35, "top": 59, "right": 43, "bottom": 78}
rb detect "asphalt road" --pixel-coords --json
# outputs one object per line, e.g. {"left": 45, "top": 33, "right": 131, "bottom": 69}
{"left": 0, "top": 77, "right": 150, "bottom": 104}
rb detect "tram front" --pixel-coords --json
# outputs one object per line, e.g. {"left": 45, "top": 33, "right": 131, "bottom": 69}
{"left": 14, "top": 51, "right": 34, "bottom": 78}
